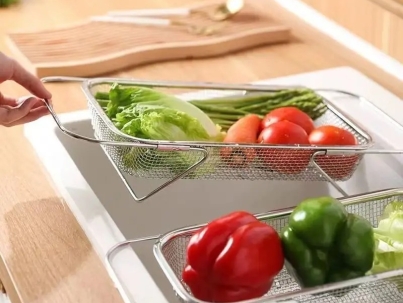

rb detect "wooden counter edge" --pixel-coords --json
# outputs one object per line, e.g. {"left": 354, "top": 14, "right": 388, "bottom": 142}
{"left": 0, "top": 253, "right": 22, "bottom": 303}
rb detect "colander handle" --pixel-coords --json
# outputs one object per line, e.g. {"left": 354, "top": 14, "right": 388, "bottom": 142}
{"left": 39, "top": 76, "right": 209, "bottom": 202}
{"left": 40, "top": 76, "right": 158, "bottom": 148}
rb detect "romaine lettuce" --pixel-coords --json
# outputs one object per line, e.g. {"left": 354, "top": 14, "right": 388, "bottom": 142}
{"left": 370, "top": 202, "right": 403, "bottom": 275}
{"left": 106, "top": 84, "right": 220, "bottom": 141}
{"left": 100, "top": 83, "right": 222, "bottom": 177}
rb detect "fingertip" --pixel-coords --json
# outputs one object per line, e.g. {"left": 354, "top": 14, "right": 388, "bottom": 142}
{"left": 32, "top": 98, "right": 46, "bottom": 109}
{"left": 40, "top": 98, "right": 53, "bottom": 109}
{"left": 33, "top": 82, "right": 52, "bottom": 100}
{"left": 41, "top": 89, "right": 52, "bottom": 100}
{"left": 10, "top": 60, "right": 52, "bottom": 99}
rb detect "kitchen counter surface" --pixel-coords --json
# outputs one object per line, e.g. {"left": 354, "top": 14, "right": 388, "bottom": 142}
{"left": 369, "top": 0, "right": 403, "bottom": 18}
{"left": 0, "top": 0, "right": 403, "bottom": 302}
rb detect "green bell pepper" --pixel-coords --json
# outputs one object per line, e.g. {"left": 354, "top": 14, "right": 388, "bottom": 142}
{"left": 280, "top": 196, "right": 375, "bottom": 288}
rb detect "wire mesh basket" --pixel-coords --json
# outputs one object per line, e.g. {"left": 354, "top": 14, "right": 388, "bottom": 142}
{"left": 105, "top": 188, "right": 403, "bottom": 303}
{"left": 83, "top": 78, "right": 371, "bottom": 179}
{"left": 41, "top": 76, "right": 381, "bottom": 201}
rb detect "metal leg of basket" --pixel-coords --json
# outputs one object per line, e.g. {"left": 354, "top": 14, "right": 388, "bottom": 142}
{"left": 105, "top": 235, "right": 161, "bottom": 303}
{"left": 106, "top": 146, "right": 209, "bottom": 202}
{"left": 310, "top": 151, "right": 349, "bottom": 198}
{"left": 311, "top": 149, "right": 403, "bottom": 198}
{"left": 43, "top": 94, "right": 210, "bottom": 201}
{"left": 313, "top": 87, "right": 403, "bottom": 195}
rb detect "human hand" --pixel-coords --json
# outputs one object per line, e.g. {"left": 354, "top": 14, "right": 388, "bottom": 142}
{"left": 0, "top": 52, "right": 52, "bottom": 127}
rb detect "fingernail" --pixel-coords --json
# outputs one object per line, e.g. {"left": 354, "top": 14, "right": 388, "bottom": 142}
{"left": 17, "top": 95, "right": 35, "bottom": 105}
{"left": 17, "top": 97, "right": 37, "bottom": 109}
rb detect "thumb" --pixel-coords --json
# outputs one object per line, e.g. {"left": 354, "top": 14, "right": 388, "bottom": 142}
{"left": 0, "top": 96, "right": 38, "bottom": 126}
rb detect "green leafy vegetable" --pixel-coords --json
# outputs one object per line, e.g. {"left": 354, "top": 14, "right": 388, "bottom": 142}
{"left": 369, "top": 201, "right": 403, "bottom": 275}
{"left": 115, "top": 104, "right": 214, "bottom": 141}
{"left": 105, "top": 84, "right": 221, "bottom": 140}
{"left": 99, "top": 84, "right": 222, "bottom": 177}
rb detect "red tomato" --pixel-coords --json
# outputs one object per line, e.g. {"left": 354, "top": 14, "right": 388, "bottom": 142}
{"left": 258, "top": 120, "right": 310, "bottom": 145}
{"left": 262, "top": 107, "right": 315, "bottom": 135}
{"left": 258, "top": 121, "right": 311, "bottom": 174}
{"left": 308, "top": 125, "right": 358, "bottom": 146}
{"left": 308, "top": 125, "right": 359, "bottom": 180}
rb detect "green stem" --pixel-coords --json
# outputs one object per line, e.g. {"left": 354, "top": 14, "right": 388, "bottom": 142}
{"left": 188, "top": 89, "right": 308, "bottom": 107}
{"left": 194, "top": 104, "right": 248, "bottom": 115}
{"left": 207, "top": 113, "right": 244, "bottom": 121}
{"left": 242, "top": 95, "right": 322, "bottom": 113}
{"left": 237, "top": 97, "right": 289, "bottom": 111}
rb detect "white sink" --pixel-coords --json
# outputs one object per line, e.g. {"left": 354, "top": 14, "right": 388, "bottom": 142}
{"left": 24, "top": 67, "right": 403, "bottom": 303}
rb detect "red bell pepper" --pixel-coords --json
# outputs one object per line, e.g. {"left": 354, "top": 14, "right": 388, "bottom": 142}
{"left": 182, "top": 211, "right": 284, "bottom": 303}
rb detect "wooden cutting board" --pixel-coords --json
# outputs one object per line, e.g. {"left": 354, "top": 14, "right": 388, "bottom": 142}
{"left": 6, "top": 0, "right": 291, "bottom": 77}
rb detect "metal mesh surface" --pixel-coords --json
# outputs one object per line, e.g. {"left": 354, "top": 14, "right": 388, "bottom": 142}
{"left": 86, "top": 83, "right": 370, "bottom": 182}
{"left": 158, "top": 194, "right": 403, "bottom": 303}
